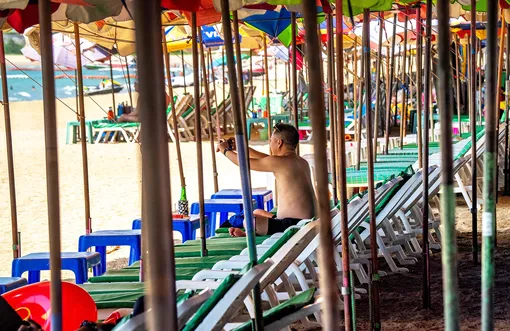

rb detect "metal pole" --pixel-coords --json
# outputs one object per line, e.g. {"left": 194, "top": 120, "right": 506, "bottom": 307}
{"left": 482, "top": 1, "right": 499, "bottom": 330}
{"left": 336, "top": 2, "right": 353, "bottom": 328}
{"left": 38, "top": 1, "right": 62, "bottom": 328}
{"left": 222, "top": 47, "right": 227, "bottom": 133}
{"left": 274, "top": 54, "right": 278, "bottom": 91}
{"left": 495, "top": 13, "right": 506, "bottom": 212}
{"left": 416, "top": 7, "right": 423, "bottom": 168}
{"left": 199, "top": 30, "right": 219, "bottom": 193}
{"left": 125, "top": 56, "right": 133, "bottom": 108}
{"left": 0, "top": 31, "right": 19, "bottom": 259}
{"left": 264, "top": 35, "right": 271, "bottom": 145}
{"left": 505, "top": 24, "right": 510, "bottom": 195}
{"left": 470, "top": 0, "right": 479, "bottom": 264}
{"left": 209, "top": 50, "right": 222, "bottom": 139}
{"left": 220, "top": 1, "right": 263, "bottom": 329}
{"left": 437, "top": 1, "right": 460, "bottom": 330}
{"left": 109, "top": 56, "right": 116, "bottom": 112}
{"left": 422, "top": 0, "right": 433, "bottom": 309}
{"left": 291, "top": 12, "right": 299, "bottom": 155}
{"left": 400, "top": 16, "right": 409, "bottom": 149}
{"left": 362, "top": 9, "right": 381, "bottom": 331}
{"left": 384, "top": 14, "right": 397, "bottom": 154}
{"left": 302, "top": 0, "right": 341, "bottom": 328}
{"left": 249, "top": 49, "right": 254, "bottom": 87}
{"left": 455, "top": 36, "right": 462, "bottom": 134}
{"left": 181, "top": 50, "right": 187, "bottom": 94}
{"left": 355, "top": 34, "right": 365, "bottom": 170}
{"left": 373, "top": 13, "right": 384, "bottom": 161}
{"left": 326, "top": 13, "right": 337, "bottom": 204}
{"left": 74, "top": 23, "right": 92, "bottom": 234}
{"left": 163, "top": 29, "right": 186, "bottom": 190}
{"left": 191, "top": 14, "right": 208, "bottom": 257}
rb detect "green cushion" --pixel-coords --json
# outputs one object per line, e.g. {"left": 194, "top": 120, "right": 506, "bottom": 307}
{"left": 182, "top": 273, "right": 241, "bottom": 331}
{"left": 257, "top": 227, "right": 299, "bottom": 264}
{"left": 80, "top": 282, "right": 145, "bottom": 293}
{"left": 174, "top": 243, "right": 248, "bottom": 258}
{"left": 232, "top": 288, "right": 317, "bottom": 331}
{"left": 182, "top": 236, "right": 269, "bottom": 246}
{"left": 91, "top": 291, "right": 144, "bottom": 309}
{"left": 88, "top": 267, "right": 212, "bottom": 283}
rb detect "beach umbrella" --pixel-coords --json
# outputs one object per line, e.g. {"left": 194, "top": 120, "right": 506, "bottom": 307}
{"left": 238, "top": 6, "right": 295, "bottom": 47}
{"left": 21, "top": 31, "right": 108, "bottom": 69}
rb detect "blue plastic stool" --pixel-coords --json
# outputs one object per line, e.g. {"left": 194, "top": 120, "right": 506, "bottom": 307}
{"left": 211, "top": 188, "right": 274, "bottom": 211}
{"left": 78, "top": 230, "right": 141, "bottom": 276}
{"left": 0, "top": 277, "right": 27, "bottom": 294}
{"left": 12, "top": 252, "right": 101, "bottom": 284}
{"left": 190, "top": 199, "right": 256, "bottom": 237}
{"left": 131, "top": 215, "right": 202, "bottom": 242}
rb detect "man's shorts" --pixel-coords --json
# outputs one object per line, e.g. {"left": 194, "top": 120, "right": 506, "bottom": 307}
{"left": 267, "top": 216, "right": 301, "bottom": 235}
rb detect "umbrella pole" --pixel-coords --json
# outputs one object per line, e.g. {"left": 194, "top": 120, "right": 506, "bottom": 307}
{"left": 470, "top": 0, "right": 479, "bottom": 264}
{"left": 437, "top": 1, "right": 460, "bottom": 329}
{"left": 302, "top": 0, "right": 341, "bottom": 328}
{"left": 109, "top": 56, "right": 116, "bottom": 112}
{"left": 384, "top": 14, "right": 397, "bottom": 155}
{"left": 373, "top": 13, "right": 384, "bottom": 161}
{"left": 38, "top": 1, "right": 63, "bottom": 328}
{"left": 361, "top": 9, "right": 381, "bottom": 330}
{"left": 191, "top": 14, "right": 208, "bottom": 257}
{"left": 208, "top": 50, "right": 222, "bottom": 139}
{"left": 400, "top": 16, "right": 409, "bottom": 149}
{"left": 0, "top": 31, "right": 19, "bottom": 259}
{"left": 355, "top": 30, "right": 366, "bottom": 170}
{"left": 336, "top": 2, "right": 353, "bottom": 328}
{"left": 264, "top": 35, "right": 271, "bottom": 145}
{"left": 232, "top": 12, "right": 250, "bottom": 153}
{"left": 220, "top": 1, "right": 262, "bottom": 329}
{"left": 353, "top": 49, "right": 358, "bottom": 142}
{"left": 416, "top": 7, "right": 423, "bottom": 168}
{"left": 326, "top": 13, "right": 337, "bottom": 204}
{"left": 134, "top": 0, "right": 177, "bottom": 327}
{"left": 125, "top": 56, "right": 133, "bottom": 108}
{"left": 285, "top": 59, "right": 288, "bottom": 93}
{"left": 455, "top": 36, "right": 462, "bottom": 135}
{"left": 181, "top": 50, "right": 187, "bottom": 94}
{"left": 222, "top": 47, "right": 227, "bottom": 134}
{"left": 163, "top": 29, "right": 186, "bottom": 190}
{"left": 482, "top": 1, "right": 499, "bottom": 329}
{"left": 495, "top": 13, "right": 506, "bottom": 212}
{"left": 74, "top": 23, "right": 92, "bottom": 234}
{"left": 199, "top": 30, "right": 219, "bottom": 193}
{"left": 249, "top": 49, "right": 254, "bottom": 87}
{"left": 291, "top": 12, "right": 299, "bottom": 155}
{"left": 422, "top": 0, "right": 433, "bottom": 309}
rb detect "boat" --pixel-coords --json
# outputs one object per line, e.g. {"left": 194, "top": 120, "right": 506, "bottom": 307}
{"left": 84, "top": 79, "right": 124, "bottom": 96}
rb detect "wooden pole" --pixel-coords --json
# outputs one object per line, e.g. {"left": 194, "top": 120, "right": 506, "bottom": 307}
{"left": 181, "top": 50, "right": 187, "bottom": 94}
{"left": 362, "top": 9, "right": 381, "bottom": 330}
{"left": 191, "top": 14, "right": 208, "bottom": 257}
{"left": 125, "top": 56, "right": 133, "bottom": 108}
{"left": 482, "top": 2, "right": 499, "bottom": 329}
{"left": 38, "top": 1, "right": 63, "bottom": 328}
{"left": 74, "top": 23, "right": 92, "bottom": 234}
{"left": 422, "top": 0, "right": 433, "bottom": 309}
{"left": 222, "top": 47, "right": 227, "bottom": 133}
{"left": 455, "top": 36, "right": 462, "bottom": 134}
{"left": 220, "top": 1, "right": 263, "bottom": 329}
{"left": 505, "top": 24, "right": 510, "bottom": 195}
{"left": 109, "top": 55, "right": 116, "bottom": 112}
{"left": 264, "top": 35, "right": 271, "bottom": 144}
{"left": 355, "top": 30, "right": 366, "bottom": 170}
{"left": 416, "top": 7, "right": 423, "bottom": 168}
{"left": 326, "top": 13, "right": 337, "bottom": 204}
{"left": 163, "top": 30, "right": 186, "bottom": 189}
{"left": 303, "top": 0, "right": 341, "bottom": 328}
{"left": 0, "top": 31, "right": 19, "bottom": 259}
{"left": 373, "top": 13, "right": 384, "bottom": 161}
{"left": 291, "top": 12, "right": 299, "bottom": 155}
{"left": 400, "top": 16, "right": 409, "bottom": 149}
{"left": 233, "top": 12, "right": 250, "bottom": 151}
{"left": 208, "top": 50, "right": 222, "bottom": 139}
{"left": 385, "top": 14, "right": 398, "bottom": 154}
{"left": 336, "top": 2, "right": 353, "bottom": 328}
{"left": 135, "top": 0, "right": 178, "bottom": 327}
{"left": 437, "top": 0, "right": 460, "bottom": 329}
{"left": 469, "top": 0, "right": 479, "bottom": 264}
{"left": 199, "top": 30, "right": 219, "bottom": 193}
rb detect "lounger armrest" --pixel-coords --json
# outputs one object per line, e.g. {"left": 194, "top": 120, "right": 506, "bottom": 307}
{"left": 191, "top": 270, "right": 239, "bottom": 281}
{"left": 175, "top": 280, "right": 221, "bottom": 291}
{"left": 212, "top": 261, "right": 249, "bottom": 271}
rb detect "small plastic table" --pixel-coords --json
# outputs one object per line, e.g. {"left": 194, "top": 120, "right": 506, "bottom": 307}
{"left": 0, "top": 277, "right": 27, "bottom": 294}
{"left": 78, "top": 230, "right": 141, "bottom": 276}
{"left": 211, "top": 189, "right": 274, "bottom": 211}
{"left": 190, "top": 199, "right": 256, "bottom": 237}
{"left": 12, "top": 252, "right": 101, "bottom": 284}
{"left": 131, "top": 215, "right": 202, "bottom": 243}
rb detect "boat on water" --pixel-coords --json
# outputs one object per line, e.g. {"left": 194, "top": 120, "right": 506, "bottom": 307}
{"left": 84, "top": 79, "right": 123, "bottom": 96}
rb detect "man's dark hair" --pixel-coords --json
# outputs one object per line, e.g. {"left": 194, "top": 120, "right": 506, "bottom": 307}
{"left": 273, "top": 123, "right": 299, "bottom": 149}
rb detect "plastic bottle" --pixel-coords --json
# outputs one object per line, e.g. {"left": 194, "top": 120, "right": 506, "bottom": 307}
{"left": 117, "top": 102, "right": 124, "bottom": 117}
{"left": 107, "top": 106, "right": 115, "bottom": 121}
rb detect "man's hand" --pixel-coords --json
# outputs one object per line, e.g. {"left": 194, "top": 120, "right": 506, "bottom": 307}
{"left": 216, "top": 140, "right": 230, "bottom": 153}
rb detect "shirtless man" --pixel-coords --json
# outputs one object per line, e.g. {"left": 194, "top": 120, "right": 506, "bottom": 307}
{"left": 216, "top": 123, "right": 315, "bottom": 237}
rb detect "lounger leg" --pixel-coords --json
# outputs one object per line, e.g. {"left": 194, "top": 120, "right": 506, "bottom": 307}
{"left": 376, "top": 234, "right": 409, "bottom": 273}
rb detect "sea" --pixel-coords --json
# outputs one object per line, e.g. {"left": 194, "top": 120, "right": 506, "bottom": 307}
{"left": 0, "top": 65, "right": 136, "bottom": 102}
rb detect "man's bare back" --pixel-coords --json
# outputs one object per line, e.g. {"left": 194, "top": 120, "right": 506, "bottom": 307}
{"left": 273, "top": 154, "right": 315, "bottom": 219}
